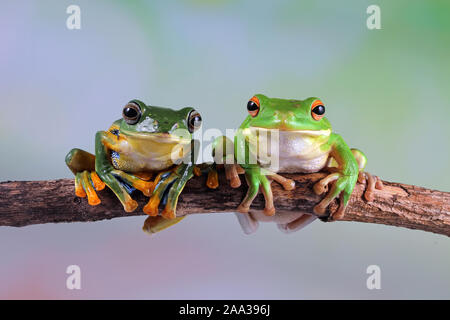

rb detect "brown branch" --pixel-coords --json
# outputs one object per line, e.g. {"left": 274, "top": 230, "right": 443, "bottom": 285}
{"left": 0, "top": 172, "right": 449, "bottom": 236}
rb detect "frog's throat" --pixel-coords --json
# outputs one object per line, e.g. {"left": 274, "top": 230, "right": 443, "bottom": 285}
{"left": 247, "top": 126, "right": 331, "bottom": 137}
{"left": 119, "top": 130, "right": 191, "bottom": 144}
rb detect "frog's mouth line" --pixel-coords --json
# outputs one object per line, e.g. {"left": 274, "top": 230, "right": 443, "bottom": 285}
{"left": 120, "top": 131, "right": 191, "bottom": 144}
{"left": 249, "top": 126, "right": 332, "bottom": 136}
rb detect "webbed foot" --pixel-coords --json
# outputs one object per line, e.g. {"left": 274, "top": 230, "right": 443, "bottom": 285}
{"left": 143, "top": 164, "right": 194, "bottom": 220}
{"left": 313, "top": 172, "right": 358, "bottom": 220}
{"left": 238, "top": 169, "right": 275, "bottom": 216}
{"left": 74, "top": 171, "right": 105, "bottom": 206}
{"left": 359, "top": 171, "right": 383, "bottom": 202}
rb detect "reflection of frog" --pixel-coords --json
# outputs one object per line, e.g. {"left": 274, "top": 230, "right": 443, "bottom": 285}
{"left": 65, "top": 100, "right": 203, "bottom": 233}
{"left": 211, "top": 94, "right": 382, "bottom": 234}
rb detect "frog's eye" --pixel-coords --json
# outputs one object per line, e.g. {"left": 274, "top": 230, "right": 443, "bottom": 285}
{"left": 188, "top": 110, "right": 202, "bottom": 133}
{"left": 122, "top": 102, "right": 141, "bottom": 125}
{"left": 311, "top": 99, "right": 325, "bottom": 121}
{"left": 247, "top": 96, "right": 260, "bottom": 117}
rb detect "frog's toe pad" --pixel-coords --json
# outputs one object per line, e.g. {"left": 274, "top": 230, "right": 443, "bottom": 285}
{"left": 313, "top": 204, "right": 328, "bottom": 217}
{"left": 206, "top": 170, "right": 219, "bottom": 189}
{"left": 237, "top": 204, "right": 250, "bottom": 214}
{"left": 263, "top": 206, "right": 276, "bottom": 216}
{"left": 364, "top": 190, "right": 374, "bottom": 202}
{"left": 230, "top": 176, "right": 241, "bottom": 188}
{"left": 282, "top": 179, "right": 295, "bottom": 191}
{"left": 75, "top": 187, "right": 87, "bottom": 198}
{"left": 362, "top": 172, "right": 383, "bottom": 202}
{"left": 87, "top": 195, "right": 101, "bottom": 206}
{"left": 331, "top": 199, "right": 346, "bottom": 220}
{"left": 143, "top": 198, "right": 160, "bottom": 216}
{"left": 161, "top": 208, "right": 176, "bottom": 220}
{"left": 138, "top": 181, "right": 155, "bottom": 197}
{"left": 123, "top": 199, "right": 138, "bottom": 212}
{"left": 375, "top": 178, "right": 384, "bottom": 190}
{"left": 193, "top": 166, "right": 202, "bottom": 177}
{"left": 313, "top": 182, "right": 328, "bottom": 195}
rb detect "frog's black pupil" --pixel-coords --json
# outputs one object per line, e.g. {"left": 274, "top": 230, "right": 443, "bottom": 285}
{"left": 124, "top": 107, "right": 138, "bottom": 118}
{"left": 191, "top": 115, "right": 201, "bottom": 126}
{"left": 247, "top": 101, "right": 258, "bottom": 111}
{"left": 313, "top": 105, "right": 325, "bottom": 115}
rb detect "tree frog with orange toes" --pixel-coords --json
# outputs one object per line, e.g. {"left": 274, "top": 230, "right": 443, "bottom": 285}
{"left": 65, "top": 99, "right": 205, "bottom": 233}
{"left": 210, "top": 94, "right": 383, "bottom": 234}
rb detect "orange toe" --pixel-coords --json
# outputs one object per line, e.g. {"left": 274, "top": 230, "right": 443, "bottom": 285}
{"left": 193, "top": 166, "right": 202, "bottom": 177}
{"left": 91, "top": 172, "right": 106, "bottom": 191}
{"left": 161, "top": 207, "right": 176, "bottom": 220}
{"left": 75, "top": 186, "right": 87, "bottom": 198}
{"left": 143, "top": 197, "right": 160, "bottom": 216}
{"left": 123, "top": 199, "right": 138, "bottom": 212}
{"left": 134, "top": 181, "right": 155, "bottom": 197}
{"left": 206, "top": 170, "right": 219, "bottom": 189}
{"left": 86, "top": 189, "right": 101, "bottom": 206}
{"left": 263, "top": 206, "right": 276, "bottom": 216}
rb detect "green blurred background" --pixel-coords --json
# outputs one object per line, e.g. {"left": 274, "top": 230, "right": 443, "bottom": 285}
{"left": 0, "top": 0, "right": 449, "bottom": 299}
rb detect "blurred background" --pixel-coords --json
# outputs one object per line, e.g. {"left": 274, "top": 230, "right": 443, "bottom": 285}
{"left": 0, "top": 0, "right": 449, "bottom": 299}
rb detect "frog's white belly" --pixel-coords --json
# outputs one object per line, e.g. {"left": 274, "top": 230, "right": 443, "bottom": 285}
{"left": 254, "top": 128, "right": 331, "bottom": 174}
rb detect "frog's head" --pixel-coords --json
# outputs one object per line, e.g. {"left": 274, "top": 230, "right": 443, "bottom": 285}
{"left": 243, "top": 94, "right": 331, "bottom": 134}
{"left": 119, "top": 99, "right": 202, "bottom": 143}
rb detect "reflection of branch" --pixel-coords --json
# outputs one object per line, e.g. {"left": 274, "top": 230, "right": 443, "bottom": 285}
{"left": 0, "top": 171, "right": 449, "bottom": 237}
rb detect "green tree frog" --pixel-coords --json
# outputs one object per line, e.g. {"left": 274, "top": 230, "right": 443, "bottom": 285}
{"left": 211, "top": 94, "right": 382, "bottom": 234}
{"left": 65, "top": 100, "right": 204, "bottom": 233}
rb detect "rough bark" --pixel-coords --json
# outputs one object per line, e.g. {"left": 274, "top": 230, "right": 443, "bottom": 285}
{"left": 0, "top": 172, "right": 449, "bottom": 237}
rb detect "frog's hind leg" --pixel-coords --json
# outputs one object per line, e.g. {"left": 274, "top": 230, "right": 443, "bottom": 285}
{"left": 65, "top": 148, "right": 95, "bottom": 174}
{"left": 142, "top": 216, "right": 186, "bottom": 235}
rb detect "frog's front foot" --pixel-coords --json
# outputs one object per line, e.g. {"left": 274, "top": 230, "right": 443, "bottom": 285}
{"left": 74, "top": 171, "right": 105, "bottom": 206}
{"left": 143, "top": 164, "right": 194, "bottom": 220}
{"left": 238, "top": 170, "right": 276, "bottom": 217}
{"left": 143, "top": 170, "right": 177, "bottom": 217}
{"left": 225, "top": 164, "right": 245, "bottom": 188}
{"left": 313, "top": 172, "right": 357, "bottom": 220}
{"left": 358, "top": 171, "right": 383, "bottom": 202}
